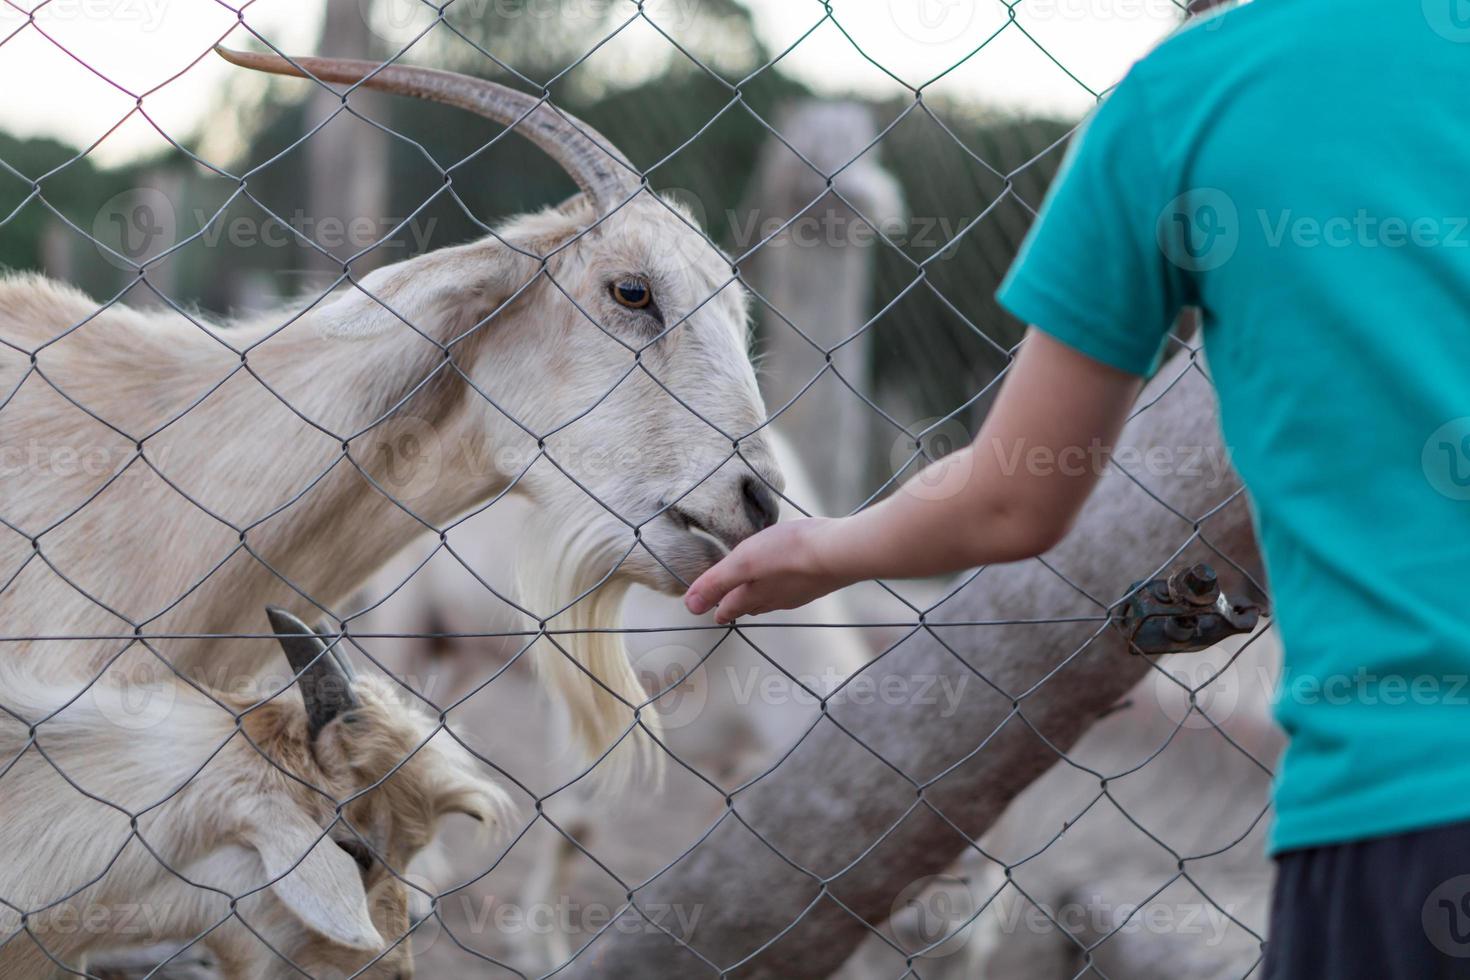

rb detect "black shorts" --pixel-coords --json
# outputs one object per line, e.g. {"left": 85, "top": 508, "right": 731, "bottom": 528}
{"left": 1265, "top": 819, "right": 1470, "bottom": 979}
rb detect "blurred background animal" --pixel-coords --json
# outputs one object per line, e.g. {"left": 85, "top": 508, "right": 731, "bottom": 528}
{"left": 0, "top": 608, "right": 505, "bottom": 979}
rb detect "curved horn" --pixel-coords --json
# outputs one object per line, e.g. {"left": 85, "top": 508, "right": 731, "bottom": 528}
{"left": 216, "top": 47, "right": 638, "bottom": 216}
{"left": 267, "top": 606, "right": 360, "bottom": 741}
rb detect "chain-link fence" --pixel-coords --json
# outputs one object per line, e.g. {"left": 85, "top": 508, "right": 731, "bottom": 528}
{"left": 1, "top": 1, "right": 1278, "bottom": 977}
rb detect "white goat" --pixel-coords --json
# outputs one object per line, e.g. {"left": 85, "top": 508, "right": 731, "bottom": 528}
{"left": 0, "top": 607, "right": 507, "bottom": 980}
{"left": 0, "top": 50, "right": 783, "bottom": 765}
{"left": 350, "top": 432, "right": 890, "bottom": 971}
{"left": 352, "top": 431, "right": 879, "bottom": 769}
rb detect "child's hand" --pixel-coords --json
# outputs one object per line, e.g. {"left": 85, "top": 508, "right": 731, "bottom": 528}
{"left": 683, "top": 517, "right": 849, "bottom": 624}
{"left": 686, "top": 332, "right": 1142, "bottom": 624}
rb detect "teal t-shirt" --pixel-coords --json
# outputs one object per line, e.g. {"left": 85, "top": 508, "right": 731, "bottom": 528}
{"left": 997, "top": 0, "right": 1470, "bottom": 854}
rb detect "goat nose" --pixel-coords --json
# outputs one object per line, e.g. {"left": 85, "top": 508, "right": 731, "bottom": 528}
{"left": 741, "top": 477, "right": 781, "bottom": 532}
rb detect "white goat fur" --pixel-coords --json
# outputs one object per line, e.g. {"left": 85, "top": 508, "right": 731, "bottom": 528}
{"left": 352, "top": 432, "right": 883, "bottom": 971}
{"left": 0, "top": 192, "right": 781, "bottom": 762}
{"left": 0, "top": 660, "right": 506, "bottom": 979}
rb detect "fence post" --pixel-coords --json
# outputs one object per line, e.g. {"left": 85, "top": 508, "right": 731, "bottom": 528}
{"left": 566, "top": 351, "right": 1261, "bottom": 978}
{"left": 304, "top": 0, "right": 391, "bottom": 276}
{"left": 748, "top": 100, "right": 906, "bottom": 515}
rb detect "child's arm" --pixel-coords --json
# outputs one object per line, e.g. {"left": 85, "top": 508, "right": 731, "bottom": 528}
{"left": 683, "top": 329, "right": 1145, "bottom": 624}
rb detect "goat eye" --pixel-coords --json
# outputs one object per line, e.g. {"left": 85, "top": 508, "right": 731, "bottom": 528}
{"left": 611, "top": 278, "right": 652, "bottom": 310}
{"left": 337, "top": 839, "right": 374, "bottom": 874}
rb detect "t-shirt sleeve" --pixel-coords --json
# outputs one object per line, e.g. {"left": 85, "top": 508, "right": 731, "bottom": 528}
{"left": 996, "top": 70, "right": 1189, "bottom": 376}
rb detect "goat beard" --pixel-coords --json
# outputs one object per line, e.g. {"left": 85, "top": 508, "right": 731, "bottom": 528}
{"left": 516, "top": 512, "right": 663, "bottom": 784}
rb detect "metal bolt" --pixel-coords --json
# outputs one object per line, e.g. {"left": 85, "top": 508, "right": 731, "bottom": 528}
{"left": 1173, "top": 563, "right": 1219, "bottom": 605}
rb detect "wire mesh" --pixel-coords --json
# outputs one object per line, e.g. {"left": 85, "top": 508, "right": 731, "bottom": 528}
{"left": 0, "top": 1, "right": 1275, "bottom": 977}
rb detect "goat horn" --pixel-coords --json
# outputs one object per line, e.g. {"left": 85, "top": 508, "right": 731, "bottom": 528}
{"left": 215, "top": 47, "right": 638, "bottom": 216}
{"left": 266, "top": 606, "right": 360, "bottom": 741}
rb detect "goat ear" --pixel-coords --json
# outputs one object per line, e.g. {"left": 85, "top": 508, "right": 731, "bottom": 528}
{"left": 437, "top": 773, "right": 512, "bottom": 830}
{"left": 246, "top": 808, "right": 383, "bottom": 951}
{"left": 313, "top": 237, "right": 539, "bottom": 341}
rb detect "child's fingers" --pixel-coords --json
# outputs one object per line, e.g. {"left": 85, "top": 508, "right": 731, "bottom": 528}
{"left": 684, "top": 586, "right": 715, "bottom": 616}
{"left": 713, "top": 583, "right": 758, "bottom": 625}
{"left": 684, "top": 547, "right": 754, "bottom": 614}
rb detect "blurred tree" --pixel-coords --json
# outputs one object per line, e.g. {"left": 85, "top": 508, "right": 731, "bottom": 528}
{"left": 0, "top": 134, "right": 119, "bottom": 296}
{"left": 1, "top": 0, "right": 1074, "bottom": 455}
{"left": 304, "top": 0, "right": 392, "bottom": 275}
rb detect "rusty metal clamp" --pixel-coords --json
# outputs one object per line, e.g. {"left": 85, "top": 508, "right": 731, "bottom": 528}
{"left": 1116, "top": 563, "right": 1261, "bottom": 655}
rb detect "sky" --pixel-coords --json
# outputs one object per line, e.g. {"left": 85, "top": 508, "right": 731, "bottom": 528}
{"left": 0, "top": 0, "right": 1179, "bottom": 167}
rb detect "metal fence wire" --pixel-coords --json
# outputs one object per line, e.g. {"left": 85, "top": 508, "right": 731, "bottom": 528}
{"left": 0, "top": 1, "right": 1277, "bottom": 978}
